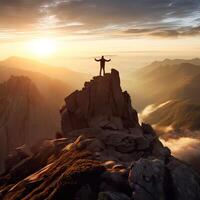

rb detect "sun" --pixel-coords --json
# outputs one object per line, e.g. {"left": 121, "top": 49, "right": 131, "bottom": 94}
{"left": 27, "top": 38, "right": 57, "bottom": 57}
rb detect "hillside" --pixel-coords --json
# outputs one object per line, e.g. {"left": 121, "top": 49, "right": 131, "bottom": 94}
{"left": 131, "top": 62, "right": 200, "bottom": 109}
{"left": 130, "top": 58, "right": 200, "bottom": 132}
{"left": 141, "top": 100, "right": 200, "bottom": 131}
{"left": 0, "top": 76, "right": 58, "bottom": 174}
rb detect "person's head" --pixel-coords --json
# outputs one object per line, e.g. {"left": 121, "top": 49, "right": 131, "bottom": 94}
{"left": 102, "top": 55, "right": 104, "bottom": 59}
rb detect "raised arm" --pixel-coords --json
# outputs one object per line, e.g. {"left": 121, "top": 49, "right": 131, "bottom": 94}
{"left": 95, "top": 58, "right": 101, "bottom": 62}
{"left": 105, "top": 59, "right": 111, "bottom": 62}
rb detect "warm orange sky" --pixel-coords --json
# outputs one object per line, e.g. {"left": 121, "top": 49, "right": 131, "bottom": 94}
{"left": 0, "top": 0, "right": 200, "bottom": 73}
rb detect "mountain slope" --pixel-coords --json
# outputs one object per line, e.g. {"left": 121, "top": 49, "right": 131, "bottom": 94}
{"left": 0, "top": 76, "right": 58, "bottom": 174}
{"left": 142, "top": 100, "right": 200, "bottom": 131}
{"left": 0, "top": 65, "right": 69, "bottom": 107}
{"left": 132, "top": 62, "right": 200, "bottom": 109}
{"left": 140, "top": 58, "right": 200, "bottom": 75}
{"left": 131, "top": 58, "right": 200, "bottom": 131}
{"left": 0, "top": 57, "right": 95, "bottom": 174}
{"left": 0, "top": 58, "right": 75, "bottom": 136}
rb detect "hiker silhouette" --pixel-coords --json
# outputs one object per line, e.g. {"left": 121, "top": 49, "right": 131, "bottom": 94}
{"left": 95, "top": 56, "right": 111, "bottom": 76}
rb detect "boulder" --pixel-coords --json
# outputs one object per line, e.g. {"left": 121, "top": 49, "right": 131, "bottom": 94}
{"left": 129, "top": 159, "right": 166, "bottom": 200}
{"left": 129, "top": 158, "right": 200, "bottom": 200}
{"left": 167, "top": 158, "right": 200, "bottom": 200}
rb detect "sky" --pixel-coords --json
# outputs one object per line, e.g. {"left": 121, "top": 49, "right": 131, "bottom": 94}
{"left": 0, "top": 0, "right": 200, "bottom": 73}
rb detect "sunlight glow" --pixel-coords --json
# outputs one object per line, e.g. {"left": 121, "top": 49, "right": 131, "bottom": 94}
{"left": 27, "top": 38, "right": 57, "bottom": 57}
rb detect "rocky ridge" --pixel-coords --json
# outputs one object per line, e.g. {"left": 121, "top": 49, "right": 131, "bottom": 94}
{"left": 1, "top": 69, "right": 200, "bottom": 200}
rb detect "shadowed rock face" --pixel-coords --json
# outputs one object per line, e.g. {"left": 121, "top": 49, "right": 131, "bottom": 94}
{"left": 0, "top": 76, "right": 56, "bottom": 174}
{"left": 129, "top": 157, "right": 200, "bottom": 200}
{"left": 61, "top": 69, "right": 139, "bottom": 135}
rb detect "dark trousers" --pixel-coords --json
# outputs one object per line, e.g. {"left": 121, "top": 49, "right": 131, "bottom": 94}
{"left": 100, "top": 66, "right": 105, "bottom": 76}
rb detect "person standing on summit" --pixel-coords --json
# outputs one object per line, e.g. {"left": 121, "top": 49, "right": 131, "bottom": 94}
{"left": 95, "top": 56, "right": 111, "bottom": 76}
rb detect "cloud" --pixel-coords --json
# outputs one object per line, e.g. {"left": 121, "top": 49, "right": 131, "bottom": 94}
{"left": 161, "top": 136, "right": 200, "bottom": 172}
{"left": 158, "top": 126, "right": 200, "bottom": 172}
{"left": 139, "top": 101, "right": 171, "bottom": 120}
{"left": 123, "top": 26, "right": 200, "bottom": 38}
{"left": 0, "top": 0, "right": 47, "bottom": 29}
{"left": 0, "top": 0, "right": 200, "bottom": 39}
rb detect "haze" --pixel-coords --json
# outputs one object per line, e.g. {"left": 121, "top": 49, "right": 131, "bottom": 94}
{"left": 0, "top": 0, "right": 200, "bottom": 75}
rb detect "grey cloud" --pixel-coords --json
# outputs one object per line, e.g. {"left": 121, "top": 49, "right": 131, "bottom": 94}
{"left": 123, "top": 26, "right": 200, "bottom": 37}
{"left": 0, "top": 0, "right": 50, "bottom": 29}
{"left": 0, "top": 0, "right": 200, "bottom": 37}
{"left": 48, "top": 0, "right": 200, "bottom": 27}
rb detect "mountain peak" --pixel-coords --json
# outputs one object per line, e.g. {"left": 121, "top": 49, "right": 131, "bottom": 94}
{"left": 0, "top": 75, "right": 39, "bottom": 97}
{"left": 61, "top": 68, "right": 139, "bottom": 134}
{"left": 149, "top": 57, "right": 200, "bottom": 67}
{"left": 0, "top": 76, "right": 56, "bottom": 173}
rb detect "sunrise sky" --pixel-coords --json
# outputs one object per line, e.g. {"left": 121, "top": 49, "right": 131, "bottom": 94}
{"left": 0, "top": 0, "right": 200, "bottom": 73}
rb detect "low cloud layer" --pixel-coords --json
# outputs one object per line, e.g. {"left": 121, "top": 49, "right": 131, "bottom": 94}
{"left": 139, "top": 100, "right": 171, "bottom": 121}
{"left": 0, "top": 0, "right": 200, "bottom": 39}
{"left": 161, "top": 137, "right": 200, "bottom": 172}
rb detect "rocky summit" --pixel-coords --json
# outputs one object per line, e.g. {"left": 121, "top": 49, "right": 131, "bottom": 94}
{"left": 1, "top": 69, "right": 200, "bottom": 200}
{"left": 60, "top": 69, "right": 138, "bottom": 134}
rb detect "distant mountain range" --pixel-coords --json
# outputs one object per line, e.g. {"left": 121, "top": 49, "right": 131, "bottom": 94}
{"left": 0, "top": 57, "right": 91, "bottom": 173}
{"left": 0, "top": 56, "right": 90, "bottom": 89}
{"left": 0, "top": 56, "right": 91, "bottom": 118}
{"left": 131, "top": 58, "right": 200, "bottom": 132}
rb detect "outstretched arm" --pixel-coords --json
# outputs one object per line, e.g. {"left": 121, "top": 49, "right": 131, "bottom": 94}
{"left": 105, "top": 59, "right": 111, "bottom": 62}
{"left": 95, "top": 58, "right": 101, "bottom": 62}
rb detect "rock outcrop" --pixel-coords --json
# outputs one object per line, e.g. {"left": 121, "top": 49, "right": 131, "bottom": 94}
{"left": 0, "top": 76, "right": 56, "bottom": 174}
{"left": 61, "top": 69, "right": 138, "bottom": 134}
{"left": 129, "top": 157, "right": 200, "bottom": 200}
{"left": 1, "top": 69, "right": 200, "bottom": 200}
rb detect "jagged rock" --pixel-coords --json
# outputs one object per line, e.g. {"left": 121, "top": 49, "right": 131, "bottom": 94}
{"left": 59, "top": 69, "right": 165, "bottom": 166}
{"left": 61, "top": 69, "right": 139, "bottom": 135}
{"left": 141, "top": 123, "right": 156, "bottom": 136}
{"left": 0, "top": 147, "right": 105, "bottom": 200}
{"left": 5, "top": 145, "right": 31, "bottom": 172}
{"left": 1, "top": 138, "right": 71, "bottom": 186}
{"left": 129, "top": 158, "right": 200, "bottom": 200}
{"left": 62, "top": 128, "right": 165, "bottom": 166}
{"left": 103, "top": 161, "right": 116, "bottom": 169}
{"left": 129, "top": 159, "right": 166, "bottom": 200}
{"left": 167, "top": 158, "right": 200, "bottom": 200}
{"left": 112, "top": 164, "right": 126, "bottom": 171}
{"left": 105, "top": 133, "right": 136, "bottom": 153}
{"left": 101, "top": 170, "right": 131, "bottom": 194}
